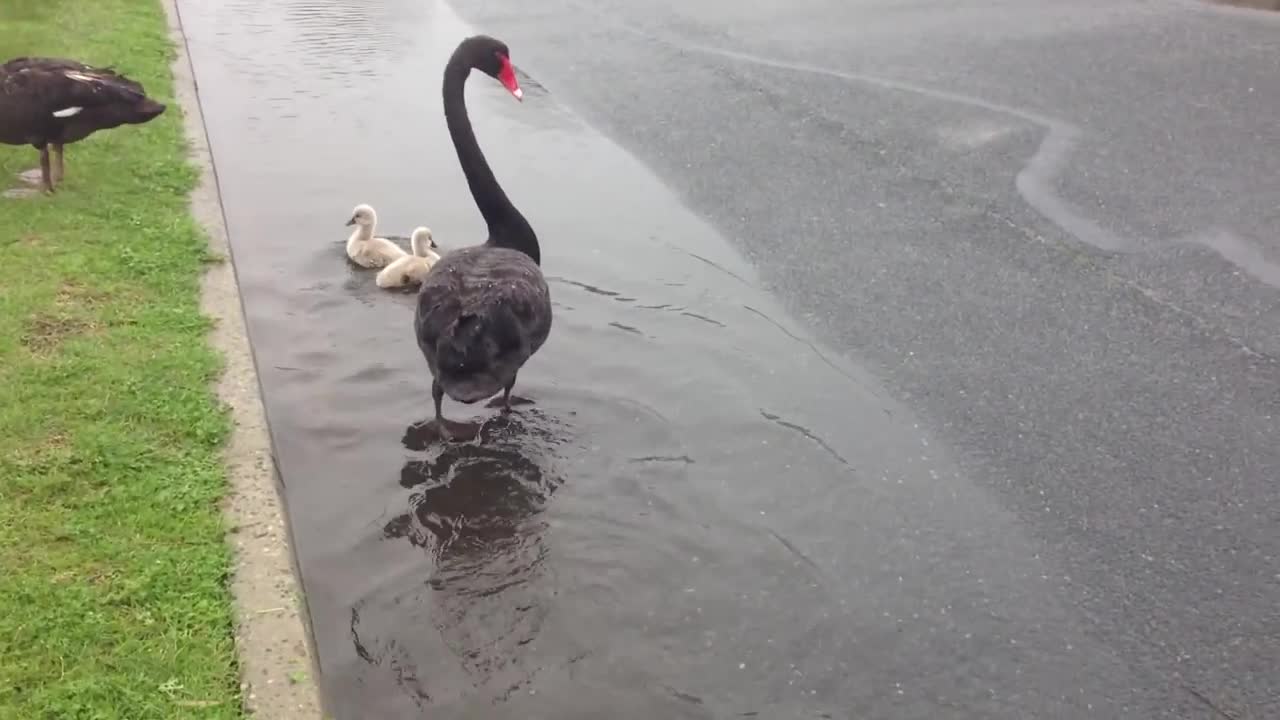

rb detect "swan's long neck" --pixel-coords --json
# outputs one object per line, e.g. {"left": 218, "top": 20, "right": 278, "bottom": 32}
{"left": 348, "top": 223, "right": 373, "bottom": 245}
{"left": 410, "top": 232, "right": 428, "bottom": 257}
{"left": 443, "top": 51, "right": 540, "bottom": 264}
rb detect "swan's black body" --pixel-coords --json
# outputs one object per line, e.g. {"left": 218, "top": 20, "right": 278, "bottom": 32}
{"left": 0, "top": 57, "right": 166, "bottom": 192}
{"left": 414, "top": 36, "right": 551, "bottom": 439}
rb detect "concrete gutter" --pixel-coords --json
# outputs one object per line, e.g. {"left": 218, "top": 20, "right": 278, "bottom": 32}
{"left": 162, "top": 1, "right": 324, "bottom": 717}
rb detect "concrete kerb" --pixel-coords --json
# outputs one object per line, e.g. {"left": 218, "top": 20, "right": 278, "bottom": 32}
{"left": 162, "top": 0, "right": 325, "bottom": 717}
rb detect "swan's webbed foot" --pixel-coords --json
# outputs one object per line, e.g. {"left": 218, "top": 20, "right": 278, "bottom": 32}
{"left": 434, "top": 418, "right": 482, "bottom": 442}
{"left": 484, "top": 394, "right": 534, "bottom": 412}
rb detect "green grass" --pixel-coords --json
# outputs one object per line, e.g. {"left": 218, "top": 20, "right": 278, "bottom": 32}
{"left": 0, "top": 1, "right": 244, "bottom": 718}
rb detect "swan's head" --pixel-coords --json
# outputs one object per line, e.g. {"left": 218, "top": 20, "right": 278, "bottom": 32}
{"left": 127, "top": 98, "right": 166, "bottom": 124}
{"left": 82, "top": 97, "right": 167, "bottom": 131}
{"left": 346, "top": 204, "right": 376, "bottom": 227}
{"left": 466, "top": 35, "right": 523, "bottom": 102}
{"left": 410, "top": 227, "right": 438, "bottom": 256}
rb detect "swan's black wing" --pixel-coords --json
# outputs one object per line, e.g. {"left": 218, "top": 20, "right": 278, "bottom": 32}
{"left": 1, "top": 58, "right": 147, "bottom": 114}
{"left": 414, "top": 246, "right": 552, "bottom": 398}
{"left": 3, "top": 57, "right": 147, "bottom": 93}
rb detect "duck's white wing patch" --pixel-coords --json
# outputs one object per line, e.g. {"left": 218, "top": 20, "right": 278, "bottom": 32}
{"left": 63, "top": 70, "right": 97, "bottom": 83}
{"left": 52, "top": 106, "right": 83, "bottom": 118}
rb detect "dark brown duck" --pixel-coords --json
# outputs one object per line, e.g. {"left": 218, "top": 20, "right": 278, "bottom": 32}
{"left": 0, "top": 57, "right": 165, "bottom": 192}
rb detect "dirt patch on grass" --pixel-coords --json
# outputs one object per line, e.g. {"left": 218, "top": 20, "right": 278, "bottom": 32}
{"left": 20, "top": 282, "right": 110, "bottom": 354}
{"left": 36, "top": 431, "right": 68, "bottom": 452}
{"left": 51, "top": 565, "right": 117, "bottom": 587}
{"left": 21, "top": 313, "right": 99, "bottom": 355}
{"left": 55, "top": 280, "right": 112, "bottom": 308}
{"left": 5, "top": 431, "right": 71, "bottom": 473}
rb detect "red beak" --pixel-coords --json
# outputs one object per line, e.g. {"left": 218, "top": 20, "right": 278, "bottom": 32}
{"left": 497, "top": 55, "right": 523, "bottom": 102}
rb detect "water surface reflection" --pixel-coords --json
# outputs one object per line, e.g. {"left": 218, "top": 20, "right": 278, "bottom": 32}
{"left": 357, "top": 412, "right": 568, "bottom": 701}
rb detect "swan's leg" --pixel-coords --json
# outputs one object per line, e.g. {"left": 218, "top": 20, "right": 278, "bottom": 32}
{"left": 500, "top": 379, "right": 515, "bottom": 413}
{"left": 52, "top": 144, "right": 65, "bottom": 184}
{"left": 432, "top": 379, "right": 453, "bottom": 440}
{"left": 486, "top": 375, "right": 536, "bottom": 411}
{"left": 487, "top": 376, "right": 516, "bottom": 412}
{"left": 432, "top": 379, "right": 481, "bottom": 442}
{"left": 39, "top": 145, "right": 54, "bottom": 193}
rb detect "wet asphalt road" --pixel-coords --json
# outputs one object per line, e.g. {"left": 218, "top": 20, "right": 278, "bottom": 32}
{"left": 420, "top": 0, "right": 1280, "bottom": 715}
{"left": 177, "top": 0, "right": 1279, "bottom": 717}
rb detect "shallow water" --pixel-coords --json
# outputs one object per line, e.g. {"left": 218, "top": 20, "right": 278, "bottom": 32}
{"left": 177, "top": 0, "right": 1163, "bottom": 717}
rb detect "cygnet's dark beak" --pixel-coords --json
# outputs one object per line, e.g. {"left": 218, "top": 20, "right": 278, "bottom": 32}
{"left": 345, "top": 217, "right": 356, "bottom": 226}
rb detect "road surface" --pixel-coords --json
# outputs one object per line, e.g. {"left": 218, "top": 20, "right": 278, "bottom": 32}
{"left": 178, "top": 0, "right": 1279, "bottom": 716}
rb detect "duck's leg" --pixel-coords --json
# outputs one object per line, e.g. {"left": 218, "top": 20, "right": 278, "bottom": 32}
{"left": 51, "top": 144, "right": 65, "bottom": 185}
{"left": 38, "top": 145, "right": 54, "bottom": 193}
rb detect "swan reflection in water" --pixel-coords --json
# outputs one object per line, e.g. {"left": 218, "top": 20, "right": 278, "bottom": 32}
{"left": 379, "top": 410, "right": 567, "bottom": 687}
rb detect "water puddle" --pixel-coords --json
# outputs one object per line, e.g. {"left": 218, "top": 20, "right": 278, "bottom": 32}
{"left": 177, "top": 0, "right": 1152, "bottom": 716}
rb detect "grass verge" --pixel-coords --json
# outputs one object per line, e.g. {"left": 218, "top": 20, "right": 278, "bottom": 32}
{"left": 0, "top": 1, "right": 243, "bottom": 718}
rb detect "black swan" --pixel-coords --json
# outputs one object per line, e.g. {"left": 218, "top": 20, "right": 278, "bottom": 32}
{"left": 0, "top": 57, "right": 165, "bottom": 193}
{"left": 413, "top": 35, "right": 551, "bottom": 442}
